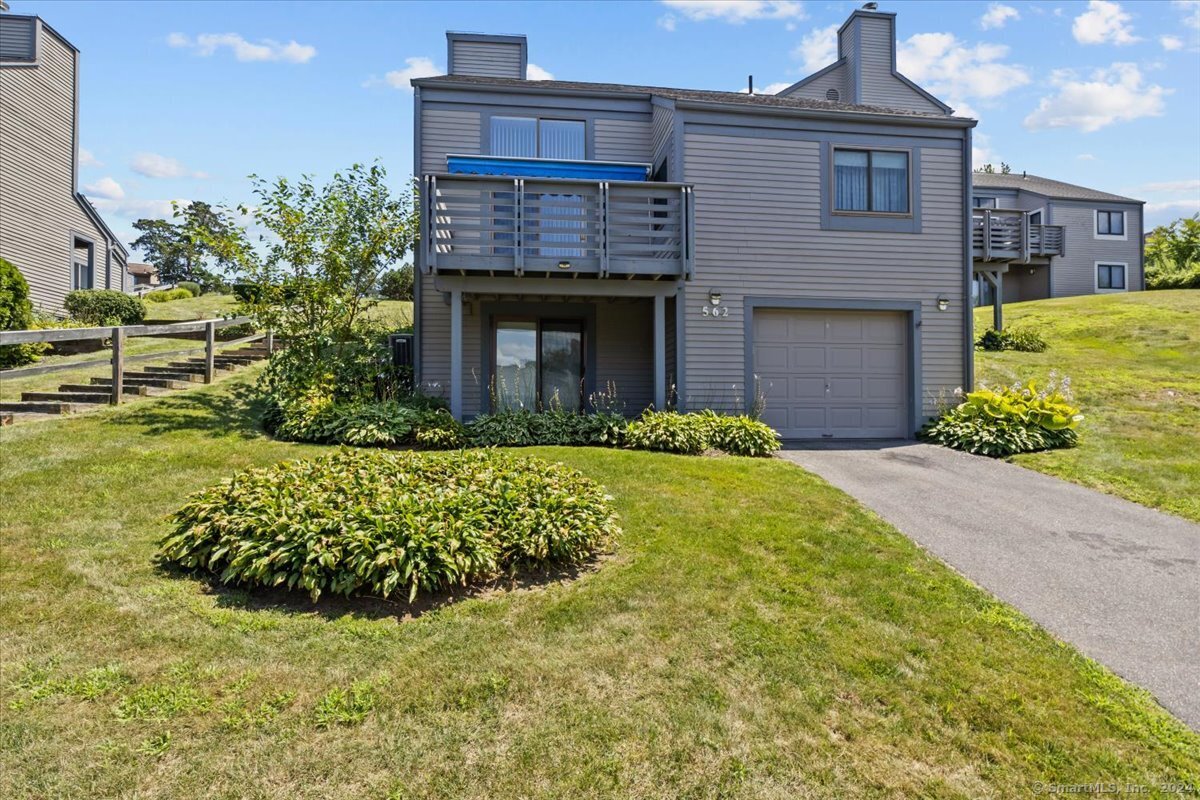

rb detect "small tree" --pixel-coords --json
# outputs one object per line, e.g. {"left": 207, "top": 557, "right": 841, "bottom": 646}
{"left": 130, "top": 201, "right": 238, "bottom": 288}
{"left": 377, "top": 264, "right": 414, "bottom": 300}
{"left": 975, "top": 162, "right": 1012, "bottom": 175}
{"left": 1145, "top": 214, "right": 1200, "bottom": 290}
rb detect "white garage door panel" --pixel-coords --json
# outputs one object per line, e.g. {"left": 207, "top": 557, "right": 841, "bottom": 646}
{"left": 752, "top": 308, "right": 909, "bottom": 439}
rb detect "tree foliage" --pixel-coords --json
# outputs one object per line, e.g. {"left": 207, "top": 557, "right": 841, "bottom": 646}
{"left": 377, "top": 264, "right": 414, "bottom": 300}
{"left": 129, "top": 201, "right": 238, "bottom": 288}
{"left": 1145, "top": 214, "right": 1200, "bottom": 290}
{"left": 975, "top": 163, "right": 1012, "bottom": 174}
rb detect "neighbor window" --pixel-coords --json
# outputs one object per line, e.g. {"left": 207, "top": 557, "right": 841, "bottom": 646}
{"left": 834, "top": 148, "right": 909, "bottom": 213}
{"left": 1028, "top": 209, "right": 1043, "bottom": 225}
{"left": 490, "top": 116, "right": 585, "bottom": 159}
{"left": 973, "top": 196, "right": 998, "bottom": 209}
{"left": 1097, "top": 263, "right": 1126, "bottom": 290}
{"left": 1096, "top": 210, "right": 1125, "bottom": 236}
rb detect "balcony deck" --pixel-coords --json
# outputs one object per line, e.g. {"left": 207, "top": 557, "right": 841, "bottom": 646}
{"left": 421, "top": 173, "right": 695, "bottom": 280}
{"left": 972, "top": 209, "right": 1065, "bottom": 265}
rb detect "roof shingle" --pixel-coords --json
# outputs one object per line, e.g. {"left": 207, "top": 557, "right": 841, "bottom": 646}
{"left": 972, "top": 172, "right": 1141, "bottom": 203}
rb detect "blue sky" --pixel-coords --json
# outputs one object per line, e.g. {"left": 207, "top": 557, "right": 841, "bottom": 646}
{"left": 16, "top": 0, "right": 1200, "bottom": 246}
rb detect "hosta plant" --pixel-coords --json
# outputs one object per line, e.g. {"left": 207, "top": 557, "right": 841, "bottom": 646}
{"left": 976, "top": 327, "right": 1049, "bottom": 353}
{"left": 161, "top": 449, "right": 619, "bottom": 602}
{"left": 623, "top": 411, "right": 708, "bottom": 455}
{"left": 922, "top": 380, "right": 1083, "bottom": 457}
{"left": 696, "top": 410, "right": 781, "bottom": 457}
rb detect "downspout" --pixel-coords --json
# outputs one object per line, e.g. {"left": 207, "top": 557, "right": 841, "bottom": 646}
{"left": 962, "top": 126, "right": 975, "bottom": 393}
{"left": 412, "top": 85, "right": 423, "bottom": 389}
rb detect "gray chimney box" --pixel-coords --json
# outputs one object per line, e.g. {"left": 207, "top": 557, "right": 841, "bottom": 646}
{"left": 446, "top": 32, "right": 528, "bottom": 80}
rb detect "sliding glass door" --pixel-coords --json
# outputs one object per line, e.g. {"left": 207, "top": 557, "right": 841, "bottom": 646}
{"left": 493, "top": 319, "right": 584, "bottom": 412}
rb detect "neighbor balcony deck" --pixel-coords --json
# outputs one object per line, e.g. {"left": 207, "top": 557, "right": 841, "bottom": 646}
{"left": 421, "top": 172, "right": 695, "bottom": 280}
{"left": 972, "top": 209, "right": 1065, "bottom": 264}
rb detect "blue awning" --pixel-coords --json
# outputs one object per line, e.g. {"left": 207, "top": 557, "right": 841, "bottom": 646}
{"left": 446, "top": 155, "right": 649, "bottom": 181}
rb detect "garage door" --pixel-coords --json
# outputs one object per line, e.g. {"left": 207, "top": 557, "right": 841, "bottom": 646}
{"left": 752, "top": 309, "right": 909, "bottom": 439}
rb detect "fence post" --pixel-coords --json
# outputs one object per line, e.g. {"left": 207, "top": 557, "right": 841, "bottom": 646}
{"left": 110, "top": 327, "right": 124, "bottom": 405}
{"left": 265, "top": 329, "right": 274, "bottom": 354}
{"left": 204, "top": 321, "right": 216, "bottom": 384}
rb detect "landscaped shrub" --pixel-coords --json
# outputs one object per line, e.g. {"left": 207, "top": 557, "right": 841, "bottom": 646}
{"left": 176, "top": 281, "right": 203, "bottom": 297}
{"left": 467, "top": 410, "right": 626, "bottom": 448}
{"left": 0, "top": 257, "right": 47, "bottom": 368}
{"left": 145, "top": 288, "right": 192, "bottom": 303}
{"left": 977, "top": 327, "right": 1048, "bottom": 352}
{"left": 63, "top": 289, "right": 146, "bottom": 326}
{"left": 922, "top": 380, "right": 1082, "bottom": 457}
{"left": 696, "top": 410, "right": 781, "bottom": 457}
{"left": 160, "top": 449, "right": 619, "bottom": 601}
{"left": 270, "top": 396, "right": 465, "bottom": 449}
{"left": 624, "top": 411, "right": 709, "bottom": 455}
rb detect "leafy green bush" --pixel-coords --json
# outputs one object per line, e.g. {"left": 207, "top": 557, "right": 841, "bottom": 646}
{"left": 145, "top": 288, "right": 192, "bottom": 303}
{"left": 63, "top": 289, "right": 146, "bottom": 326}
{"left": 270, "top": 396, "right": 465, "bottom": 449}
{"left": 1145, "top": 214, "right": 1199, "bottom": 290}
{"left": 176, "top": 281, "right": 203, "bottom": 297}
{"left": 0, "top": 257, "right": 47, "bottom": 368}
{"left": 467, "top": 410, "right": 626, "bottom": 448}
{"left": 697, "top": 410, "right": 781, "bottom": 457}
{"left": 624, "top": 411, "right": 708, "bottom": 455}
{"left": 160, "top": 449, "right": 619, "bottom": 602}
{"left": 976, "top": 327, "right": 1048, "bottom": 352}
{"left": 377, "top": 265, "right": 414, "bottom": 301}
{"left": 922, "top": 380, "right": 1082, "bottom": 457}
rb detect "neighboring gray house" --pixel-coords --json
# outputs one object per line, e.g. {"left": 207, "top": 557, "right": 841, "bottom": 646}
{"left": 971, "top": 172, "right": 1144, "bottom": 310}
{"left": 414, "top": 8, "right": 976, "bottom": 439}
{"left": 0, "top": 12, "right": 127, "bottom": 313}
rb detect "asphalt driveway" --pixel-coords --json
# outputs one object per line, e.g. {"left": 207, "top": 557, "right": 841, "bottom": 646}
{"left": 779, "top": 442, "right": 1200, "bottom": 730}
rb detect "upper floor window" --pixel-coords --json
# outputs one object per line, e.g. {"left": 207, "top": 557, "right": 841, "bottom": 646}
{"left": 1096, "top": 209, "right": 1125, "bottom": 238}
{"left": 0, "top": 16, "right": 37, "bottom": 62}
{"left": 973, "top": 196, "right": 998, "bottom": 209}
{"left": 834, "top": 148, "right": 909, "bottom": 214}
{"left": 490, "top": 116, "right": 585, "bottom": 160}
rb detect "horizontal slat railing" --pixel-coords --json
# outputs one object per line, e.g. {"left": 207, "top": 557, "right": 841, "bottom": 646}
{"left": 972, "top": 210, "right": 1064, "bottom": 262}
{"left": 425, "top": 173, "right": 693, "bottom": 279}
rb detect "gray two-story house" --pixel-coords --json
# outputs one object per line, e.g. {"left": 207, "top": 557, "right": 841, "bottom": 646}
{"left": 413, "top": 8, "right": 976, "bottom": 439}
{"left": 971, "top": 172, "right": 1144, "bottom": 309}
{"left": 0, "top": 12, "right": 128, "bottom": 313}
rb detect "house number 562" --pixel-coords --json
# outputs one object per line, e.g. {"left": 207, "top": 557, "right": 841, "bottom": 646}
{"left": 701, "top": 305, "right": 729, "bottom": 318}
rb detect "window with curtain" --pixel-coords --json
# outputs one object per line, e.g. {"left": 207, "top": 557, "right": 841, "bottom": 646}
{"left": 491, "top": 116, "right": 584, "bottom": 159}
{"left": 1097, "top": 210, "right": 1125, "bottom": 236}
{"left": 1097, "top": 263, "right": 1126, "bottom": 290}
{"left": 834, "top": 148, "right": 909, "bottom": 214}
{"left": 973, "top": 196, "right": 998, "bottom": 209}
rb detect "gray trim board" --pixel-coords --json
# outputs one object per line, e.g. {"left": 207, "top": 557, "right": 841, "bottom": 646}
{"left": 674, "top": 284, "right": 686, "bottom": 411}
{"left": 681, "top": 112, "right": 968, "bottom": 142}
{"left": 419, "top": 88, "right": 651, "bottom": 115}
{"left": 433, "top": 276, "right": 681, "bottom": 297}
{"left": 743, "top": 297, "right": 924, "bottom": 437}
{"left": 413, "top": 86, "right": 424, "bottom": 384}
{"left": 962, "top": 129, "right": 974, "bottom": 391}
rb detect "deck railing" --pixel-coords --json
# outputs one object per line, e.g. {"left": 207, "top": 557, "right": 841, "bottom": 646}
{"left": 422, "top": 174, "right": 695, "bottom": 279}
{"left": 972, "top": 209, "right": 1065, "bottom": 262}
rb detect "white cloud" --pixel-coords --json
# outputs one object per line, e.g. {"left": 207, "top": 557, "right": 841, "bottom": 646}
{"left": 660, "top": 0, "right": 806, "bottom": 24}
{"left": 364, "top": 56, "right": 441, "bottom": 91}
{"left": 1146, "top": 199, "right": 1200, "bottom": 214}
{"left": 792, "top": 23, "right": 839, "bottom": 74}
{"left": 91, "top": 197, "right": 186, "bottom": 223}
{"left": 526, "top": 63, "right": 555, "bottom": 81}
{"left": 738, "top": 81, "right": 792, "bottom": 94}
{"left": 1072, "top": 1, "right": 1140, "bottom": 46}
{"left": 168, "top": 32, "right": 316, "bottom": 63}
{"left": 1174, "top": 0, "right": 1200, "bottom": 29}
{"left": 1077, "top": 153, "right": 1096, "bottom": 160}
{"left": 131, "top": 152, "right": 207, "bottom": 180}
{"left": 1024, "top": 63, "right": 1170, "bottom": 132}
{"left": 82, "top": 177, "right": 124, "bottom": 200}
{"left": 897, "top": 33, "right": 1030, "bottom": 115}
{"left": 1160, "top": 35, "right": 1184, "bottom": 50}
{"left": 1140, "top": 179, "right": 1200, "bottom": 193}
{"left": 658, "top": 14, "right": 678, "bottom": 31}
{"left": 972, "top": 131, "right": 1000, "bottom": 169}
{"left": 981, "top": 3, "right": 1020, "bottom": 29}
{"left": 78, "top": 148, "right": 102, "bottom": 168}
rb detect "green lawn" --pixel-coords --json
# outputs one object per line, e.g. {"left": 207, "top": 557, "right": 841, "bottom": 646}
{"left": 2, "top": 371, "right": 1196, "bottom": 798}
{"left": 145, "top": 294, "right": 413, "bottom": 329}
{"left": 974, "top": 290, "right": 1200, "bottom": 522}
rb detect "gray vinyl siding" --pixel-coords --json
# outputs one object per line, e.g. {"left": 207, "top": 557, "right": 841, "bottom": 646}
{"left": 420, "top": 107, "right": 481, "bottom": 172}
{"left": 651, "top": 103, "right": 674, "bottom": 174}
{"left": 0, "top": 19, "right": 121, "bottom": 313}
{"left": 856, "top": 17, "right": 943, "bottom": 114}
{"left": 595, "top": 300, "right": 653, "bottom": 411}
{"left": 1047, "top": 201, "right": 1143, "bottom": 296}
{"left": 840, "top": 26, "right": 858, "bottom": 103}
{"left": 593, "top": 118, "right": 652, "bottom": 163}
{"left": 783, "top": 64, "right": 848, "bottom": 103}
{"left": 449, "top": 40, "right": 523, "bottom": 79}
{"left": 682, "top": 129, "right": 965, "bottom": 419}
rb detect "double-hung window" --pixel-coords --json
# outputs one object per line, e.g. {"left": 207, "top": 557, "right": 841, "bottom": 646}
{"left": 1096, "top": 209, "right": 1125, "bottom": 237}
{"left": 490, "top": 116, "right": 585, "bottom": 159}
{"left": 834, "top": 148, "right": 909, "bottom": 214}
{"left": 1097, "top": 263, "right": 1126, "bottom": 291}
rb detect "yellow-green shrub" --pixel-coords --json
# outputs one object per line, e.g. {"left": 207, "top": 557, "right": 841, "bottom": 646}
{"left": 923, "top": 380, "right": 1083, "bottom": 457}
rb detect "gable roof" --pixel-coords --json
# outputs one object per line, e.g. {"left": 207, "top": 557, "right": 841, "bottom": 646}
{"left": 972, "top": 172, "right": 1142, "bottom": 204}
{"left": 414, "top": 74, "right": 972, "bottom": 122}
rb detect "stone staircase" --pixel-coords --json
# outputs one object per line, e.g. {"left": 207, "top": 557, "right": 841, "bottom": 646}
{"left": 0, "top": 343, "right": 273, "bottom": 420}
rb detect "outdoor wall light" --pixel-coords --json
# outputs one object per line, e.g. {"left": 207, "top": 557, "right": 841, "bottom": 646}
{"left": 936, "top": 295, "right": 950, "bottom": 312}
{"left": 557, "top": 260, "right": 572, "bottom": 270}
{"left": 709, "top": 289, "right": 722, "bottom": 306}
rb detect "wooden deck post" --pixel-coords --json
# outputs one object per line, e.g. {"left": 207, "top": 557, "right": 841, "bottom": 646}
{"left": 204, "top": 321, "right": 216, "bottom": 383}
{"left": 110, "top": 327, "right": 124, "bottom": 405}
{"left": 653, "top": 294, "right": 666, "bottom": 410}
{"left": 449, "top": 289, "right": 463, "bottom": 420}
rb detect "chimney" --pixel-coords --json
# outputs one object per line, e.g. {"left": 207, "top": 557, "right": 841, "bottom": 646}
{"left": 836, "top": 6, "right": 897, "bottom": 105}
{"left": 446, "top": 32, "right": 528, "bottom": 80}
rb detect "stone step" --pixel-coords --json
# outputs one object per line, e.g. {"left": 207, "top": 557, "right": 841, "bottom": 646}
{"left": 22, "top": 391, "right": 111, "bottom": 405}
{"left": 92, "top": 376, "right": 192, "bottom": 390}
{"left": 140, "top": 367, "right": 204, "bottom": 380}
{"left": 61, "top": 383, "right": 148, "bottom": 396}
{"left": 0, "top": 401, "right": 82, "bottom": 414}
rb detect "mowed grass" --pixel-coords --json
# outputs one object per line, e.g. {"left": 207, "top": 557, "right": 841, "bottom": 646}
{"left": 974, "top": 290, "right": 1200, "bottom": 522}
{"left": 145, "top": 293, "right": 412, "bottom": 328}
{"left": 2, "top": 372, "right": 1197, "bottom": 799}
